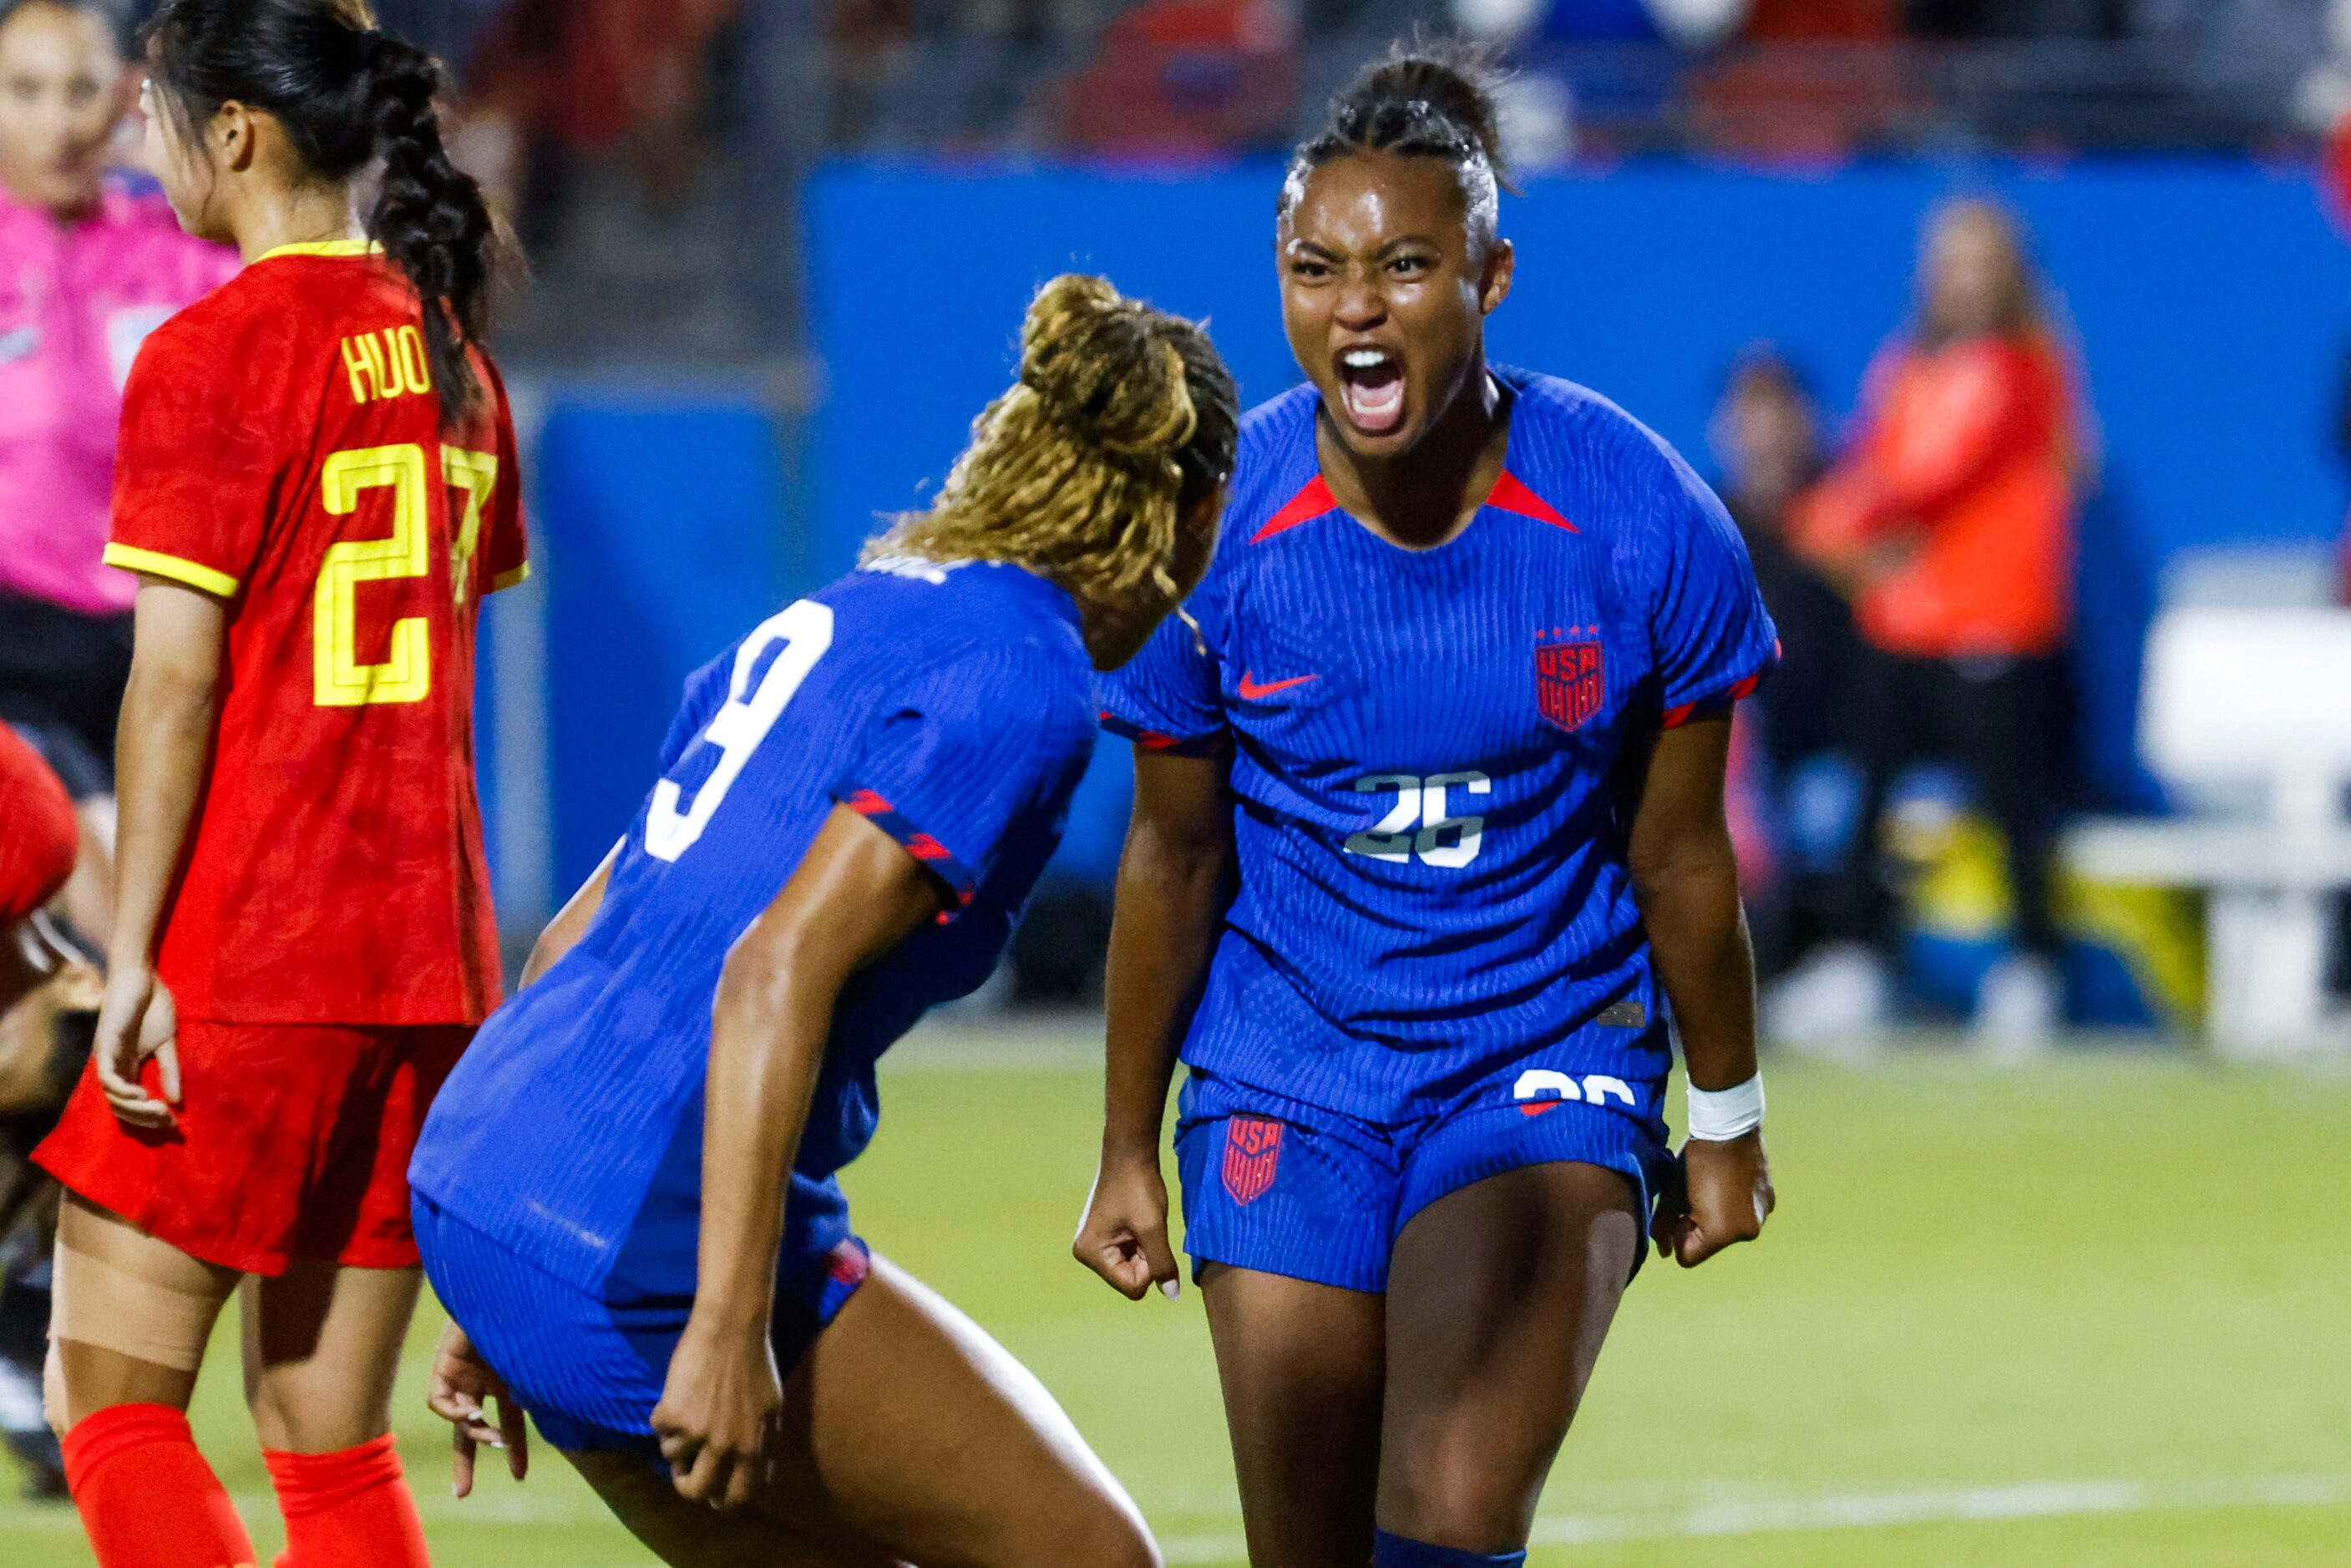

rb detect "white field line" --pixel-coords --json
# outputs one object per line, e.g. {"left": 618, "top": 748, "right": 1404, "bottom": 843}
{"left": 6, "top": 1473, "right": 2348, "bottom": 1552}
{"left": 1152, "top": 1473, "right": 2351, "bottom": 1563}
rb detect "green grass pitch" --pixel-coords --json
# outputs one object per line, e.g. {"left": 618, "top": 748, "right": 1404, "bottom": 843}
{"left": 8, "top": 1027, "right": 2351, "bottom": 1565}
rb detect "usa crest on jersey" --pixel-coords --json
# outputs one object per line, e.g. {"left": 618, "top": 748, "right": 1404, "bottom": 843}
{"left": 1535, "top": 634, "right": 1605, "bottom": 733}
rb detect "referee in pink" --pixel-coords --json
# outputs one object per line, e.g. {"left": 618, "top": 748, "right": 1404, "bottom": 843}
{"left": 0, "top": 0, "right": 232, "bottom": 831}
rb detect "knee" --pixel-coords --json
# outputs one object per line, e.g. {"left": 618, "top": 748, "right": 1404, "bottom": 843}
{"left": 245, "top": 1378, "right": 391, "bottom": 1455}
{"left": 1376, "top": 1443, "right": 1537, "bottom": 1555}
{"left": 1056, "top": 1493, "right": 1162, "bottom": 1568}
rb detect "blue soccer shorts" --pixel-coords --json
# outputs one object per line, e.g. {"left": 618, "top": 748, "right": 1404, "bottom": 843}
{"left": 413, "top": 1194, "right": 869, "bottom": 1462}
{"left": 1173, "top": 1055, "right": 1673, "bottom": 1294}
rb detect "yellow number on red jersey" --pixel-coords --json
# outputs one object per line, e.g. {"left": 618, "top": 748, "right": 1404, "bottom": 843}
{"left": 312, "top": 442, "right": 500, "bottom": 708}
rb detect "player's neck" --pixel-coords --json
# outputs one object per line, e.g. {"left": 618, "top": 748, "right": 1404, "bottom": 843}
{"left": 225, "top": 183, "right": 362, "bottom": 265}
{"left": 1319, "top": 365, "right": 1509, "bottom": 553}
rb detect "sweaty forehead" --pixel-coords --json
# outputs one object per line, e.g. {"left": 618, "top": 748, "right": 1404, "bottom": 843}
{"left": 1282, "top": 151, "right": 1473, "bottom": 252}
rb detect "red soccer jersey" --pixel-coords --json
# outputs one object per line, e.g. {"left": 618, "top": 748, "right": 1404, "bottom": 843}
{"left": 104, "top": 240, "right": 526, "bottom": 1024}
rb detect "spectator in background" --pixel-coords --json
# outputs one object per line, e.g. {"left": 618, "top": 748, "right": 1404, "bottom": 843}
{"left": 460, "top": 0, "right": 745, "bottom": 242}
{"left": 1776, "top": 196, "right": 2082, "bottom": 1051}
{"left": 0, "top": 0, "right": 234, "bottom": 936}
{"left": 1709, "top": 347, "right": 1858, "bottom": 977}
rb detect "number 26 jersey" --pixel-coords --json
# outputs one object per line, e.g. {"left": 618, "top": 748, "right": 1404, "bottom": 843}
{"left": 1100, "top": 370, "right": 1779, "bottom": 1125}
{"left": 104, "top": 242, "right": 527, "bottom": 1025}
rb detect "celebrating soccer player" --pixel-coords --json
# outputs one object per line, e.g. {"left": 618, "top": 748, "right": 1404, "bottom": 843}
{"left": 1073, "top": 45, "right": 1781, "bottom": 1568}
{"left": 409, "top": 275, "right": 1237, "bottom": 1567}
{"left": 33, "top": 4, "right": 520, "bottom": 1565}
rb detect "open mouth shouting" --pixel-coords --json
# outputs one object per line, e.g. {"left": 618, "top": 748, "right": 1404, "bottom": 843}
{"left": 1333, "top": 343, "right": 1406, "bottom": 439}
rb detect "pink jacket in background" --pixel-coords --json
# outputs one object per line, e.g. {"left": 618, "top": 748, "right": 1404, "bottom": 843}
{"left": 0, "top": 179, "right": 238, "bottom": 616}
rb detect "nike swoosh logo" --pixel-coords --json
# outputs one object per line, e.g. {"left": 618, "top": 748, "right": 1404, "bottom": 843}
{"left": 1236, "top": 671, "right": 1319, "bottom": 700}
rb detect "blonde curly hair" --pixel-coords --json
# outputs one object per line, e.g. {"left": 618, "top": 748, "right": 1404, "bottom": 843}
{"left": 866, "top": 275, "right": 1239, "bottom": 615}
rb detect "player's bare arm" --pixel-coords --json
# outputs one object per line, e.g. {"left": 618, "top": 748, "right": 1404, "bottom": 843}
{"left": 518, "top": 847, "right": 617, "bottom": 989}
{"left": 92, "top": 579, "right": 226, "bottom": 1130}
{"left": 1076, "top": 740, "right": 1234, "bottom": 1302}
{"left": 653, "top": 803, "right": 945, "bottom": 1510}
{"left": 1626, "top": 712, "right": 1775, "bottom": 1268}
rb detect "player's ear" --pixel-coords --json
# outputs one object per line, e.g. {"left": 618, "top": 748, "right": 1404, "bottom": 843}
{"left": 213, "top": 100, "right": 257, "bottom": 175}
{"left": 1479, "top": 238, "right": 1515, "bottom": 316}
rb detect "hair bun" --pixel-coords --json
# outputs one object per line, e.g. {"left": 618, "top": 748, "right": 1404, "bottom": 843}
{"left": 1343, "top": 43, "right": 1509, "bottom": 181}
{"left": 1019, "top": 274, "right": 1197, "bottom": 460}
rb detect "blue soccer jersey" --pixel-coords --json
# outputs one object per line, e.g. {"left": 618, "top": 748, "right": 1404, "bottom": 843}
{"left": 412, "top": 558, "right": 1096, "bottom": 1302}
{"left": 1102, "top": 368, "right": 1778, "bottom": 1129}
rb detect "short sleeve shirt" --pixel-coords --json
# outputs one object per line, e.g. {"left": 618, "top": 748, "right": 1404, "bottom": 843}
{"left": 108, "top": 242, "right": 529, "bottom": 1024}
{"left": 1099, "top": 369, "right": 1778, "bottom": 1124}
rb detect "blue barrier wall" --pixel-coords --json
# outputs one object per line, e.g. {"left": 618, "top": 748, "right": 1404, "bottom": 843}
{"left": 516, "top": 160, "right": 2351, "bottom": 905}
{"left": 802, "top": 158, "right": 2351, "bottom": 884}
{"left": 533, "top": 390, "right": 802, "bottom": 892}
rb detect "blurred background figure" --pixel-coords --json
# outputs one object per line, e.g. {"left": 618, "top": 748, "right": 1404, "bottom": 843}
{"left": 0, "top": 0, "right": 232, "bottom": 944}
{"left": 1774, "top": 197, "right": 2083, "bottom": 1053}
{"left": 0, "top": 724, "right": 99, "bottom": 1501}
{"left": 0, "top": 0, "right": 228, "bottom": 1503}
{"left": 1707, "top": 347, "right": 1859, "bottom": 984}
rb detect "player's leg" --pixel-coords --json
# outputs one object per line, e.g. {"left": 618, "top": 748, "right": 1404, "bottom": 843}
{"left": 241, "top": 1024, "right": 467, "bottom": 1568}
{"left": 244, "top": 1261, "right": 433, "bottom": 1567}
{"left": 1374, "top": 1161, "right": 1643, "bottom": 1560}
{"left": 741, "top": 1257, "right": 1159, "bottom": 1568}
{"left": 47, "top": 1194, "right": 256, "bottom": 1568}
{"left": 1171, "top": 1075, "right": 1399, "bottom": 1568}
{"left": 564, "top": 1446, "right": 899, "bottom": 1568}
{"left": 1199, "top": 1263, "right": 1386, "bottom": 1568}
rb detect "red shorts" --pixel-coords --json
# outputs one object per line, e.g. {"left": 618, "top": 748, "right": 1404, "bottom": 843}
{"left": 35, "top": 1020, "right": 472, "bottom": 1275}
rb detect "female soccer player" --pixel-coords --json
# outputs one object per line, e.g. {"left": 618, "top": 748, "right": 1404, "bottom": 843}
{"left": 1074, "top": 47, "right": 1781, "bottom": 1568}
{"left": 33, "top": 4, "right": 519, "bottom": 1565}
{"left": 410, "top": 274, "right": 1238, "bottom": 1568}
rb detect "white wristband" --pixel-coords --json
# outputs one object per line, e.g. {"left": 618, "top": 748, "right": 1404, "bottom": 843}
{"left": 1685, "top": 1075, "right": 1765, "bottom": 1142}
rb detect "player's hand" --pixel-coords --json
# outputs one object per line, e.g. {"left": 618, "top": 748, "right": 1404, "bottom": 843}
{"left": 1074, "top": 1151, "right": 1182, "bottom": 1301}
{"left": 92, "top": 965, "right": 178, "bottom": 1130}
{"left": 427, "top": 1321, "right": 528, "bottom": 1498}
{"left": 1654, "top": 1130, "right": 1775, "bottom": 1268}
{"left": 653, "top": 1312, "right": 780, "bottom": 1511}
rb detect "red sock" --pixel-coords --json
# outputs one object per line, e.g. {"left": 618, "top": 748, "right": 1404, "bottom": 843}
{"left": 62, "top": 1403, "right": 259, "bottom": 1568}
{"left": 262, "top": 1434, "right": 428, "bottom": 1568}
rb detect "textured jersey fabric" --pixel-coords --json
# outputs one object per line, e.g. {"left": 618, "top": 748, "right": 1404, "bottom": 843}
{"left": 109, "top": 243, "right": 526, "bottom": 1024}
{"left": 1100, "top": 368, "right": 1778, "bottom": 1125}
{"left": 411, "top": 559, "right": 1097, "bottom": 1301}
{"left": 0, "top": 180, "right": 236, "bottom": 615}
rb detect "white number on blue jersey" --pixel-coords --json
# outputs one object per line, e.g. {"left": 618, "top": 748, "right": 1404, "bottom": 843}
{"left": 645, "top": 599, "right": 834, "bottom": 862}
{"left": 1343, "top": 771, "right": 1491, "bottom": 867}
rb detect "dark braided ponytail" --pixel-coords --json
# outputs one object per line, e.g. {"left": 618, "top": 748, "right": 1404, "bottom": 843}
{"left": 144, "top": 0, "right": 498, "bottom": 424}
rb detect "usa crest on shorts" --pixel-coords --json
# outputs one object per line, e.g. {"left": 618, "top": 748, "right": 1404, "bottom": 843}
{"left": 1222, "top": 1115, "right": 1284, "bottom": 1205}
{"left": 1535, "top": 633, "right": 1604, "bottom": 733}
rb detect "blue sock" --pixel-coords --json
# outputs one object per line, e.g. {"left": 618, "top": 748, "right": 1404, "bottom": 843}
{"left": 1371, "top": 1529, "right": 1527, "bottom": 1567}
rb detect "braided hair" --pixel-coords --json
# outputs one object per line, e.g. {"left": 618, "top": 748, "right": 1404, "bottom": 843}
{"left": 867, "top": 275, "right": 1240, "bottom": 617}
{"left": 1282, "top": 40, "right": 1512, "bottom": 252}
{"left": 144, "top": 0, "right": 498, "bottom": 425}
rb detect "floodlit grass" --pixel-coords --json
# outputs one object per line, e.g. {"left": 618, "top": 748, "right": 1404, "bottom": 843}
{"left": 9, "top": 1026, "right": 2350, "bottom": 1565}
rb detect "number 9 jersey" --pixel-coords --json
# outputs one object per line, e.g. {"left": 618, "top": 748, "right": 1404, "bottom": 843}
{"left": 101, "top": 240, "right": 526, "bottom": 1026}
